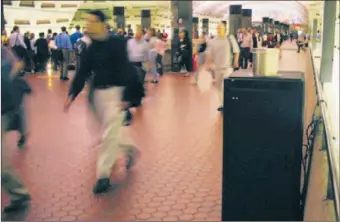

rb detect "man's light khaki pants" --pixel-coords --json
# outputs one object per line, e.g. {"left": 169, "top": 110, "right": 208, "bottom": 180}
{"left": 214, "top": 68, "right": 234, "bottom": 104}
{"left": 93, "top": 87, "right": 136, "bottom": 179}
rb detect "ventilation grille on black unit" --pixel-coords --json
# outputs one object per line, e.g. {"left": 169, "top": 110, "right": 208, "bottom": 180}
{"left": 222, "top": 73, "right": 305, "bottom": 221}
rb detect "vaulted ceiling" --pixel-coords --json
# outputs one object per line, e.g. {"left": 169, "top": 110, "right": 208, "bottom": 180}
{"left": 3, "top": 0, "right": 324, "bottom": 26}
{"left": 192, "top": 1, "right": 323, "bottom": 23}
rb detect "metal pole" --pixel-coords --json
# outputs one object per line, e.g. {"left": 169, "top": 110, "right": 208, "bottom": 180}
{"left": 1, "top": 0, "right": 4, "bottom": 31}
{"left": 320, "top": 0, "right": 337, "bottom": 83}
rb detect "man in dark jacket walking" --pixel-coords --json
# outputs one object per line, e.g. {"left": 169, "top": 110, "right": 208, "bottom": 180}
{"left": 1, "top": 47, "right": 31, "bottom": 213}
{"left": 64, "top": 10, "right": 141, "bottom": 195}
{"left": 34, "top": 32, "right": 49, "bottom": 72}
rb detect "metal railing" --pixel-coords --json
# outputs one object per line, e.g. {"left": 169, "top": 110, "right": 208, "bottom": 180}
{"left": 309, "top": 46, "right": 339, "bottom": 220}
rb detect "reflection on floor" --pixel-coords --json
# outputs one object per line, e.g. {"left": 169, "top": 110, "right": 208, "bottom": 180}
{"left": 2, "top": 42, "right": 317, "bottom": 221}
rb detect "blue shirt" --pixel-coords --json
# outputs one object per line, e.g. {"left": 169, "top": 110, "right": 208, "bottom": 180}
{"left": 56, "top": 32, "right": 72, "bottom": 50}
{"left": 108, "top": 31, "right": 116, "bottom": 36}
{"left": 70, "top": 31, "right": 83, "bottom": 47}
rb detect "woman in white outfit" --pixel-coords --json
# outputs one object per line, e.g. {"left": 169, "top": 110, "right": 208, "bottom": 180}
{"left": 147, "top": 28, "right": 159, "bottom": 83}
{"left": 193, "top": 34, "right": 207, "bottom": 84}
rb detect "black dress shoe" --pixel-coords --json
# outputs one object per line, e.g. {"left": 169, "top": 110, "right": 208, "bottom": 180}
{"left": 123, "top": 119, "right": 131, "bottom": 126}
{"left": 93, "top": 178, "right": 111, "bottom": 194}
{"left": 61, "top": 77, "right": 70, "bottom": 81}
{"left": 123, "top": 110, "right": 132, "bottom": 126}
{"left": 217, "top": 106, "right": 224, "bottom": 112}
{"left": 126, "top": 148, "right": 140, "bottom": 170}
{"left": 3, "top": 194, "right": 31, "bottom": 213}
{"left": 60, "top": 77, "right": 70, "bottom": 81}
{"left": 131, "top": 100, "right": 142, "bottom": 108}
{"left": 17, "top": 136, "right": 25, "bottom": 148}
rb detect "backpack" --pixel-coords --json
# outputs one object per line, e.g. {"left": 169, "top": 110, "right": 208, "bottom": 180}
{"left": 75, "top": 39, "right": 87, "bottom": 56}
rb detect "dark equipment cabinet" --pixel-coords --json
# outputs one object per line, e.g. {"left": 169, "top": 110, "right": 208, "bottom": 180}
{"left": 222, "top": 72, "right": 305, "bottom": 221}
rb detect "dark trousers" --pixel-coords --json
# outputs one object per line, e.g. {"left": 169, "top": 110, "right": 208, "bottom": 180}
{"left": 180, "top": 56, "right": 191, "bottom": 72}
{"left": 50, "top": 50, "right": 60, "bottom": 71}
{"left": 156, "top": 54, "right": 164, "bottom": 75}
{"left": 27, "top": 50, "right": 36, "bottom": 71}
{"left": 240, "top": 47, "right": 250, "bottom": 69}
{"left": 297, "top": 41, "right": 303, "bottom": 53}
{"left": 131, "top": 62, "right": 145, "bottom": 82}
{"left": 76, "top": 55, "right": 81, "bottom": 73}
{"left": 36, "top": 54, "right": 48, "bottom": 72}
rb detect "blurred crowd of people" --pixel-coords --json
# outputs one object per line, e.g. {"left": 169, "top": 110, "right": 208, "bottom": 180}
{"left": 1, "top": 9, "right": 293, "bottom": 215}
{"left": 1, "top": 9, "right": 174, "bottom": 214}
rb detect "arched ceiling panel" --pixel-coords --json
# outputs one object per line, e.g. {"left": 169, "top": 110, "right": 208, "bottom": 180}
{"left": 193, "top": 0, "right": 309, "bottom": 23}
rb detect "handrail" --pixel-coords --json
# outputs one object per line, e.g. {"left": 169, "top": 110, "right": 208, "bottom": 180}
{"left": 309, "top": 46, "right": 340, "bottom": 219}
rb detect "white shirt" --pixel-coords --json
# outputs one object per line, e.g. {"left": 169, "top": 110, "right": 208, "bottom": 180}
{"left": 80, "top": 35, "right": 92, "bottom": 47}
{"left": 48, "top": 39, "right": 57, "bottom": 50}
{"left": 206, "top": 35, "right": 240, "bottom": 70}
{"left": 30, "top": 39, "right": 37, "bottom": 53}
{"left": 298, "top": 33, "right": 305, "bottom": 42}
{"left": 9, "top": 32, "right": 27, "bottom": 49}
{"left": 127, "top": 38, "right": 148, "bottom": 62}
{"left": 148, "top": 36, "right": 157, "bottom": 51}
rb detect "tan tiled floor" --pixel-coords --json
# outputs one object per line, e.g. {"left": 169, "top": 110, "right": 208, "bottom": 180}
{"left": 1, "top": 41, "right": 317, "bottom": 221}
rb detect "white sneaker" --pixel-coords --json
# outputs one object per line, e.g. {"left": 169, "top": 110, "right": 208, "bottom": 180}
{"left": 191, "top": 80, "right": 198, "bottom": 85}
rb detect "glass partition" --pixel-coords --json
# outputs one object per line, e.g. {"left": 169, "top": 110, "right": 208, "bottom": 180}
{"left": 322, "top": 4, "right": 339, "bottom": 166}
{"left": 310, "top": 1, "right": 340, "bottom": 205}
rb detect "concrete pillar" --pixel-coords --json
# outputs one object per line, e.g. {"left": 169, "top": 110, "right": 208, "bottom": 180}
{"left": 320, "top": 0, "right": 337, "bottom": 83}
{"left": 1, "top": 0, "right": 4, "bottom": 31}
{"left": 268, "top": 18, "right": 273, "bottom": 33}
{"left": 202, "top": 18, "right": 209, "bottom": 34}
{"left": 241, "top": 9, "right": 252, "bottom": 29}
{"left": 262, "top": 17, "right": 269, "bottom": 33}
{"left": 278, "top": 22, "right": 283, "bottom": 34}
{"left": 192, "top": 17, "right": 198, "bottom": 39}
{"left": 141, "top": 10, "right": 151, "bottom": 30}
{"left": 312, "top": 19, "right": 318, "bottom": 50}
{"left": 113, "top": 6, "right": 125, "bottom": 30}
{"left": 274, "top": 21, "right": 280, "bottom": 32}
{"left": 222, "top": 20, "right": 227, "bottom": 32}
{"left": 170, "top": 0, "right": 193, "bottom": 72}
{"left": 229, "top": 5, "right": 242, "bottom": 37}
{"left": 281, "top": 23, "right": 287, "bottom": 34}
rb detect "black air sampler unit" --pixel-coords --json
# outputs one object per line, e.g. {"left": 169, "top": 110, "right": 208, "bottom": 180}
{"left": 222, "top": 71, "right": 305, "bottom": 221}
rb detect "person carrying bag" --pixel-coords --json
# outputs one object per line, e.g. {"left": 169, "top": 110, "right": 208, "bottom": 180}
{"left": 11, "top": 34, "right": 28, "bottom": 66}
